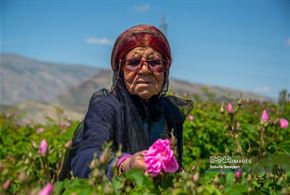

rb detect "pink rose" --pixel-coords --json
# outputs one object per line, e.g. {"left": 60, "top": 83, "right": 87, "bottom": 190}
{"left": 261, "top": 110, "right": 269, "bottom": 123}
{"left": 65, "top": 121, "right": 71, "bottom": 127}
{"left": 144, "top": 139, "right": 179, "bottom": 176}
{"left": 38, "top": 140, "right": 48, "bottom": 156}
{"left": 59, "top": 122, "right": 65, "bottom": 129}
{"left": 66, "top": 116, "right": 72, "bottom": 122}
{"left": 226, "top": 103, "right": 234, "bottom": 113}
{"left": 59, "top": 121, "right": 71, "bottom": 128}
{"left": 38, "top": 183, "right": 53, "bottom": 195}
{"left": 235, "top": 169, "right": 242, "bottom": 180}
{"left": 64, "top": 140, "right": 72, "bottom": 148}
{"left": 192, "top": 172, "right": 199, "bottom": 182}
{"left": 2, "top": 180, "right": 11, "bottom": 190}
{"left": 279, "top": 118, "right": 288, "bottom": 129}
{"left": 188, "top": 115, "right": 194, "bottom": 122}
{"left": 37, "top": 128, "right": 44, "bottom": 134}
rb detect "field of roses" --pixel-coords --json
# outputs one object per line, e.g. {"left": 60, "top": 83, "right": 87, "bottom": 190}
{"left": 1, "top": 90, "right": 290, "bottom": 194}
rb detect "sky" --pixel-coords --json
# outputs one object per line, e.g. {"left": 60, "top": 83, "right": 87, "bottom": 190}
{"left": 1, "top": 0, "right": 290, "bottom": 99}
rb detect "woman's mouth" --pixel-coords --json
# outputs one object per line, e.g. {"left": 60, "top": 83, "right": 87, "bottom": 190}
{"left": 135, "top": 80, "right": 153, "bottom": 84}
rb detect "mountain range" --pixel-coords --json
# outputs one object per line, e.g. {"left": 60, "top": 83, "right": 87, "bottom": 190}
{"left": 0, "top": 53, "right": 270, "bottom": 123}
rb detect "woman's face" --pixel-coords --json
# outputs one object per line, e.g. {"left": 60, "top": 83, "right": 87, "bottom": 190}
{"left": 122, "top": 47, "right": 165, "bottom": 100}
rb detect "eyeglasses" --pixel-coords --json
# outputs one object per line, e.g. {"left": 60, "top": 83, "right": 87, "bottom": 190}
{"left": 122, "top": 58, "right": 170, "bottom": 72}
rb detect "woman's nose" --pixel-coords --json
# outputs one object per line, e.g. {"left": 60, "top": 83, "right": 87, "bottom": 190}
{"left": 138, "top": 61, "right": 151, "bottom": 74}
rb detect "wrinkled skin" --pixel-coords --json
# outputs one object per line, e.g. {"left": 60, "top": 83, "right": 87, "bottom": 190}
{"left": 122, "top": 47, "right": 165, "bottom": 101}
{"left": 120, "top": 150, "right": 147, "bottom": 172}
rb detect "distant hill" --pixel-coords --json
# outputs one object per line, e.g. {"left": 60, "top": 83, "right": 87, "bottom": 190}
{"left": 169, "top": 79, "right": 269, "bottom": 102}
{"left": 1, "top": 53, "right": 271, "bottom": 121}
{"left": 0, "top": 53, "right": 98, "bottom": 105}
{"left": 1, "top": 100, "right": 83, "bottom": 124}
{"left": 58, "top": 69, "right": 113, "bottom": 113}
{"left": 59, "top": 72, "right": 270, "bottom": 114}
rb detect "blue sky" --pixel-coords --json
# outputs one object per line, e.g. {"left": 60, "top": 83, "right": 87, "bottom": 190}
{"left": 1, "top": 0, "right": 289, "bottom": 99}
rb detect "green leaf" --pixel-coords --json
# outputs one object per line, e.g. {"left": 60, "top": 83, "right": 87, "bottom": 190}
{"left": 203, "top": 184, "right": 222, "bottom": 195}
{"left": 277, "top": 139, "right": 290, "bottom": 153}
{"left": 112, "top": 176, "right": 122, "bottom": 191}
{"left": 125, "top": 169, "right": 153, "bottom": 189}
{"left": 225, "top": 172, "right": 234, "bottom": 187}
{"left": 224, "top": 183, "right": 247, "bottom": 195}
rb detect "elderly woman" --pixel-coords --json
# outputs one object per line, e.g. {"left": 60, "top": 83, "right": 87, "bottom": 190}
{"left": 61, "top": 24, "right": 192, "bottom": 180}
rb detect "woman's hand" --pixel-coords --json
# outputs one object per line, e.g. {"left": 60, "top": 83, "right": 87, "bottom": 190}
{"left": 120, "top": 150, "right": 147, "bottom": 172}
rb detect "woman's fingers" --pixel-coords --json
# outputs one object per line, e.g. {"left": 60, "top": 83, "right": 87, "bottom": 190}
{"left": 134, "top": 158, "right": 147, "bottom": 169}
{"left": 135, "top": 150, "right": 146, "bottom": 157}
{"left": 130, "top": 150, "right": 147, "bottom": 170}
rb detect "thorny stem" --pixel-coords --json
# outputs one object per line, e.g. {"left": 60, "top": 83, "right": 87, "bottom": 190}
{"left": 232, "top": 133, "right": 244, "bottom": 157}
{"left": 259, "top": 126, "right": 265, "bottom": 160}
{"left": 161, "top": 172, "right": 165, "bottom": 188}
{"left": 40, "top": 156, "right": 50, "bottom": 183}
{"left": 222, "top": 103, "right": 244, "bottom": 158}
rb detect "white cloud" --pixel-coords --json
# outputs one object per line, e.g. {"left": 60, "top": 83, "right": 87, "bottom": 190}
{"left": 254, "top": 86, "right": 272, "bottom": 93}
{"left": 85, "top": 37, "right": 113, "bottom": 45}
{"left": 133, "top": 4, "right": 151, "bottom": 13}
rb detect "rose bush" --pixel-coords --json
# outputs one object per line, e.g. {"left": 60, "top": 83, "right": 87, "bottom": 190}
{"left": 0, "top": 90, "right": 289, "bottom": 194}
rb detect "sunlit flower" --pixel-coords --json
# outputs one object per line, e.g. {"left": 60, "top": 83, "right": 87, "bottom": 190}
{"left": 220, "top": 103, "right": 225, "bottom": 113}
{"left": 59, "top": 122, "right": 65, "bottom": 129}
{"left": 64, "top": 140, "right": 72, "bottom": 148}
{"left": 18, "top": 171, "right": 28, "bottom": 182}
{"left": 4, "top": 113, "right": 12, "bottom": 118}
{"left": 279, "top": 118, "right": 288, "bottom": 129}
{"left": 65, "top": 121, "right": 71, "bottom": 127}
{"left": 66, "top": 116, "right": 72, "bottom": 122}
{"left": 38, "top": 140, "right": 48, "bottom": 156}
{"left": 235, "top": 169, "right": 242, "bottom": 180}
{"left": 32, "top": 141, "right": 37, "bottom": 149}
{"left": 59, "top": 121, "right": 71, "bottom": 128}
{"left": 2, "top": 180, "right": 11, "bottom": 190}
{"left": 37, "top": 128, "right": 44, "bottom": 134}
{"left": 188, "top": 115, "right": 194, "bottom": 122}
{"left": 226, "top": 103, "right": 234, "bottom": 113}
{"left": 38, "top": 183, "right": 53, "bottom": 195}
{"left": 144, "top": 139, "right": 179, "bottom": 176}
{"left": 261, "top": 110, "right": 269, "bottom": 123}
{"left": 192, "top": 172, "right": 199, "bottom": 182}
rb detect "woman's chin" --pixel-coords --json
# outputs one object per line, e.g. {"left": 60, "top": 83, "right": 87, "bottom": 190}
{"left": 135, "top": 90, "right": 156, "bottom": 101}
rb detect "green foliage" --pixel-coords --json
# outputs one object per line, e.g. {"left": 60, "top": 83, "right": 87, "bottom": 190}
{"left": 0, "top": 95, "right": 290, "bottom": 194}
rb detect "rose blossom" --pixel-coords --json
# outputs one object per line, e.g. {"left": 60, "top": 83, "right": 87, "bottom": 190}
{"left": 38, "top": 139, "right": 48, "bottom": 156}
{"left": 261, "top": 110, "right": 269, "bottom": 123}
{"left": 59, "top": 121, "right": 71, "bottom": 128}
{"left": 38, "top": 183, "right": 53, "bottom": 195}
{"left": 144, "top": 139, "right": 179, "bottom": 176}
{"left": 37, "top": 128, "right": 44, "bottom": 134}
{"left": 188, "top": 115, "right": 194, "bottom": 122}
{"left": 235, "top": 169, "right": 242, "bottom": 180}
{"left": 226, "top": 103, "right": 234, "bottom": 113}
{"left": 2, "top": 180, "right": 11, "bottom": 190}
{"left": 66, "top": 116, "right": 72, "bottom": 122}
{"left": 279, "top": 118, "right": 288, "bottom": 129}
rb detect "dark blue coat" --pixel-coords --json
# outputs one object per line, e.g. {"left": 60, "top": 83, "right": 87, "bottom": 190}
{"left": 69, "top": 93, "right": 190, "bottom": 179}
